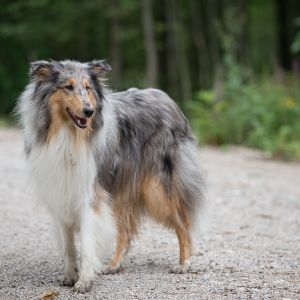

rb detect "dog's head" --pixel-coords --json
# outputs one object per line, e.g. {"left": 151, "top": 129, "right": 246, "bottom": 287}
{"left": 30, "top": 59, "right": 111, "bottom": 130}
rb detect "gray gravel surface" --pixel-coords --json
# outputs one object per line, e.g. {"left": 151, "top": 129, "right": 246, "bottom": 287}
{"left": 0, "top": 128, "right": 299, "bottom": 299}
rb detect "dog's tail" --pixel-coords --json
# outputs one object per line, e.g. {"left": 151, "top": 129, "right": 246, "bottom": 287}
{"left": 177, "top": 141, "right": 207, "bottom": 244}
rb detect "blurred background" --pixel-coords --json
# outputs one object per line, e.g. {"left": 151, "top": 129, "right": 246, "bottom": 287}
{"left": 0, "top": 0, "right": 300, "bottom": 159}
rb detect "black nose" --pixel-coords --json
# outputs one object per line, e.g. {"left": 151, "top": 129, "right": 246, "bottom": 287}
{"left": 83, "top": 107, "right": 94, "bottom": 118}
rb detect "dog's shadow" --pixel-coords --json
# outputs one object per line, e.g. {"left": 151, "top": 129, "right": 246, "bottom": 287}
{"left": 103, "top": 254, "right": 205, "bottom": 276}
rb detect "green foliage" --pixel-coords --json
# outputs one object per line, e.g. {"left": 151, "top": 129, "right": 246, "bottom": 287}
{"left": 188, "top": 75, "right": 300, "bottom": 160}
{"left": 187, "top": 4, "right": 300, "bottom": 161}
{"left": 0, "top": 0, "right": 299, "bottom": 160}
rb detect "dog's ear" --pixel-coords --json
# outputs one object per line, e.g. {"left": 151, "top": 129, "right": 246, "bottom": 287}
{"left": 30, "top": 60, "right": 54, "bottom": 81}
{"left": 87, "top": 60, "right": 111, "bottom": 77}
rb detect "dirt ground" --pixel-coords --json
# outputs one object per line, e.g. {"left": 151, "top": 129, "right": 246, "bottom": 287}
{"left": 0, "top": 128, "right": 299, "bottom": 299}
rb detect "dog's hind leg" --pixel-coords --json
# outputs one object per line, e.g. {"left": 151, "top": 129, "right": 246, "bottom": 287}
{"left": 141, "top": 176, "right": 194, "bottom": 273}
{"left": 103, "top": 226, "right": 130, "bottom": 274}
{"left": 103, "top": 198, "right": 141, "bottom": 274}
{"left": 170, "top": 214, "right": 193, "bottom": 274}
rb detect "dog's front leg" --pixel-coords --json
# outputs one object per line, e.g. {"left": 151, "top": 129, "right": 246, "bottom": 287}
{"left": 58, "top": 224, "right": 78, "bottom": 286}
{"left": 74, "top": 206, "right": 100, "bottom": 293}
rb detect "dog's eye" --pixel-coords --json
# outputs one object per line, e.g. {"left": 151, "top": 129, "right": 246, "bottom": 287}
{"left": 65, "top": 85, "right": 74, "bottom": 91}
{"left": 86, "top": 86, "right": 91, "bottom": 91}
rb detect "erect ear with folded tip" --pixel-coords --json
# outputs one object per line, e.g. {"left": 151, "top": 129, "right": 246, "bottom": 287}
{"left": 29, "top": 60, "right": 54, "bottom": 81}
{"left": 87, "top": 60, "right": 112, "bottom": 77}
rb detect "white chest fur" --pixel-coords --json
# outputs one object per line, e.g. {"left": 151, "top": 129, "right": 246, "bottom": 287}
{"left": 28, "top": 127, "right": 97, "bottom": 225}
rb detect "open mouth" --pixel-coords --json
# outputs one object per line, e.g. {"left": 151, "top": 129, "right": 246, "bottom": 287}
{"left": 66, "top": 108, "right": 87, "bottom": 129}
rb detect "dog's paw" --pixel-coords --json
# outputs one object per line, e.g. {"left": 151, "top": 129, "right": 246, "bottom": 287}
{"left": 99, "top": 265, "right": 121, "bottom": 275}
{"left": 60, "top": 273, "right": 79, "bottom": 287}
{"left": 74, "top": 280, "right": 92, "bottom": 294}
{"left": 193, "top": 248, "right": 204, "bottom": 256}
{"left": 169, "top": 261, "right": 191, "bottom": 274}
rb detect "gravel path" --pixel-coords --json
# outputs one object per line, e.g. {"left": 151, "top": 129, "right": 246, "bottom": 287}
{"left": 0, "top": 128, "right": 299, "bottom": 299}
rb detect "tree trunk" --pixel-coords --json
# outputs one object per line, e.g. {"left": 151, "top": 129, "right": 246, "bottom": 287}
{"left": 190, "top": 0, "right": 210, "bottom": 89}
{"left": 165, "top": 0, "right": 179, "bottom": 101}
{"left": 165, "top": 0, "right": 191, "bottom": 105}
{"left": 277, "top": 0, "right": 291, "bottom": 70}
{"left": 141, "top": 0, "right": 158, "bottom": 87}
{"left": 238, "top": 0, "right": 249, "bottom": 67}
{"left": 108, "top": 0, "right": 122, "bottom": 88}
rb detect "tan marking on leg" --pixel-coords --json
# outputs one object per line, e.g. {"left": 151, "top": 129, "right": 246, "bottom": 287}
{"left": 142, "top": 177, "right": 174, "bottom": 225}
{"left": 167, "top": 215, "right": 193, "bottom": 274}
{"left": 104, "top": 190, "right": 142, "bottom": 274}
{"left": 111, "top": 227, "right": 130, "bottom": 268}
{"left": 102, "top": 226, "right": 130, "bottom": 274}
{"left": 174, "top": 219, "right": 192, "bottom": 265}
{"left": 142, "top": 176, "right": 194, "bottom": 273}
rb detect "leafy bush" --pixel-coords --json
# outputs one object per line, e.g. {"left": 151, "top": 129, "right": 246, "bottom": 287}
{"left": 188, "top": 75, "right": 300, "bottom": 160}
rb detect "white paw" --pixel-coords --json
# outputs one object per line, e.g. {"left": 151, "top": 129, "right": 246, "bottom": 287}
{"left": 193, "top": 248, "right": 204, "bottom": 256}
{"left": 74, "top": 280, "right": 92, "bottom": 293}
{"left": 60, "top": 272, "right": 79, "bottom": 286}
{"left": 100, "top": 264, "right": 121, "bottom": 275}
{"left": 169, "top": 261, "right": 191, "bottom": 274}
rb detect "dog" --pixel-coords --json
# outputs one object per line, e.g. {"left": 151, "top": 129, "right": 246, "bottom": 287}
{"left": 17, "top": 59, "right": 205, "bottom": 293}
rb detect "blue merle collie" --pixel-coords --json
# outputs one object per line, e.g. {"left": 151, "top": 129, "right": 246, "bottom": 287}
{"left": 17, "top": 60, "right": 204, "bottom": 293}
